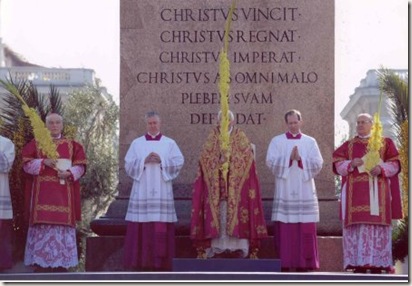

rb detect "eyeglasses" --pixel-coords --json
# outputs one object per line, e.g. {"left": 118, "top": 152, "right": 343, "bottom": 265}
{"left": 356, "top": 120, "right": 372, "bottom": 125}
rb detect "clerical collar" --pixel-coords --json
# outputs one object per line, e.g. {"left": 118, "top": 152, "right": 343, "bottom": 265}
{"left": 52, "top": 134, "right": 62, "bottom": 140}
{"left": 357, "top": 134, "right": 371, "bottom": 139}
{"left": 286, "top": 131, "right": 301, "bottom": 139}
{"left": 145, "top": 133, "right": 162, "bottom": 141}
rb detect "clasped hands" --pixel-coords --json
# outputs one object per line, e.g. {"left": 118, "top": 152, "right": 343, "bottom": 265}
{"left": 43, "top": 159, "right": 71, "bottom": 180}
{"left": 145, "top": 152, "right": 161, "bottom": 164}
{"left": 43, "top": 158, "right": 57, "bottom": 169}
{"left": 290, "top": 146, "right": 301, "bottom": 161}
{"left": 350, "top": 157, "right": 381, "bottom": 176}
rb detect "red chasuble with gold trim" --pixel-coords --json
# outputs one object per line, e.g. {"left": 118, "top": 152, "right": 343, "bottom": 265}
{"left": 22, "top": 138, "right": 87, "bottom": 227}
{"left": 332, "top": 136, "right": 402, "bottom": 227}
{"left": 190, "top": 126, "right": 268, "bottom": 249}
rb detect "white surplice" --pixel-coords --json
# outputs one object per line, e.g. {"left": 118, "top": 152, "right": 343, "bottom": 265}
{"left": 266, "top": 133, "right": 323, "bottom": 223}
{"left": 124, "top": 135, "right": 184, "bottom": 222}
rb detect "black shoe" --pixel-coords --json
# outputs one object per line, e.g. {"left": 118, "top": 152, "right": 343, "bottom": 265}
{"left": 34, "top": 266, "right": 53, "bottom": 273}
{"left": 353, "top": 267, "right": 367, "bottom": 273}
{"left": 53, "top": 267, "right": 68, "bottom": 272}
{"left": 370, "top": 268, "right": 382, "bottom": 274}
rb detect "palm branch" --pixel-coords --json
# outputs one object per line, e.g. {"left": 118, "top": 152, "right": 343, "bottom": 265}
{"left": 377, "top": 68, "right": 409, "bottom": 132}
{"left": 0, "top": 76, "right": 65, "bottom": 260}
{"left": 392, "top": 216, "right": 409, "bottom": 263}
{"left": 377, "top": 68, "right": 409, "bottom": 263}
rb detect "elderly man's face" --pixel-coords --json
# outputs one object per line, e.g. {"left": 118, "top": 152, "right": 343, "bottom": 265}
{"left": 356, "top": 115, "right": 373, "bottom": 136}
{"left": 46, "top": 114, "right": 63, "bottom": 138}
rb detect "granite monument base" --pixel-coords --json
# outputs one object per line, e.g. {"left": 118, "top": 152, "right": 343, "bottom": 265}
{"left": 86, "top": 196, "right": 343, "bottom": 272}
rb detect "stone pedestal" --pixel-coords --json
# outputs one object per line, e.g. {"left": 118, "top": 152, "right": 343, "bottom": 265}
{"left": 86, "top": 236, "right": 125, "bottom": 271}
{"left": 317, "top": 236, "right": 343, "bottom": 272}
{"left": 86, "top": 0, "right": 340, "bottom": 273}
{"left": 86, "top": 195, "right": 343, "bottom": 272}
{"left": 89, "top": 196, "right": 128, "bottom": 236}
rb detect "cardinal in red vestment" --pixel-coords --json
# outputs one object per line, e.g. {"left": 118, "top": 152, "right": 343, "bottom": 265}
{"left": 190, "top": 111, "right": 268, "bottom": 259}
{"left": 22, "top": 113, "right": 87, "bottom": 272}
{"left": 333, "top": 113, "right": 402, "bottom": 274}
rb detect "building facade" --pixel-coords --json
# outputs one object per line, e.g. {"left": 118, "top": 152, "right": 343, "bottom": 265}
{"left": 0, "top": 44, "right": 98, "bottom": 107}
{"left": 340, "top": 69, "right": 408, "bottom": 140}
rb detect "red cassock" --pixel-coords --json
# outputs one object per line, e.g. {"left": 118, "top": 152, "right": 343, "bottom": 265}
{"left": 22, "top": 138, "right": 87, "bottom": 227}
{"left": 190, "top": 126, "right": 268, "bottom": 250}
{"left": 332, "top": 136, "right": 403, "bottom": 227}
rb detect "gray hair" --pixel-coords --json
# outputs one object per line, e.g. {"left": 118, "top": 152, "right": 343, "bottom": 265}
{"left": 357, "top": 113, "right": 373, "bottom": 122}
{"left": 144, "top": 111, "right": 160, "bottom": 122}
{"left": 45, "top": 113, "right": 63, "bottom": 124}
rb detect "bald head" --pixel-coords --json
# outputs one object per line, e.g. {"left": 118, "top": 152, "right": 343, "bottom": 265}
{"left": 356, "top": 113, "right": 373, "bottom": 137}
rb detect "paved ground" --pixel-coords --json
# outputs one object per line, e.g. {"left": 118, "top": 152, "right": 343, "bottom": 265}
{"left": 0, "top": 265, "right": 408, "bottom": 283}
{"left": 0, "top": 271, "right": 408, "bottom": 282}
{"left": 1, "top": 260, "right": 408, "bottom": 282}
{"left": 1, "top": 261, "right": 34, "bottom": 273}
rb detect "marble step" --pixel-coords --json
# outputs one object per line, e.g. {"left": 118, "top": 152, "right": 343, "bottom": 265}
{"left": 173, "top": 258, "right": 281, "bottom": 272}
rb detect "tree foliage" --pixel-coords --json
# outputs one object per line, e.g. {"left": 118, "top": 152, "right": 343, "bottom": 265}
{"left": 61, "top": 82, "right": 119, "bottom": 271}
{"left": 377, "top": 68, "right": 409, "bottom": 263}
{"left": 64, "top": 82, "right": 119, "bottom": 220}
{"left": 0, "top": 77, "right": 119, "bottom": 268}
{"left": 0, "top": 77, "right": 65, "bottom": 261}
